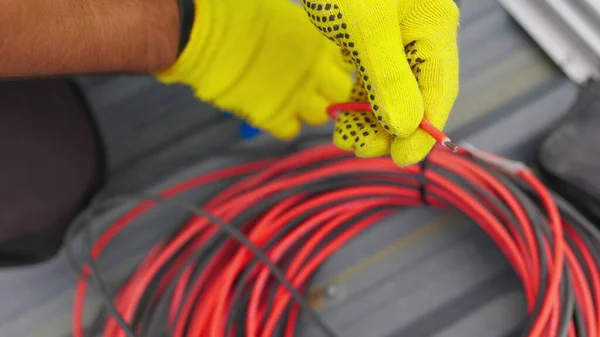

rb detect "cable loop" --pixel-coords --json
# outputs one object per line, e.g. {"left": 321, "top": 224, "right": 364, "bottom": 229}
{"left": 69, "top": 143, "right": 595, "bottom": 337}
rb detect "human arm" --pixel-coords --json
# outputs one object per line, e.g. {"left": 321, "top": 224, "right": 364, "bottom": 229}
{"left": 0, "top": 0, "right": 352, "bottom": 141}
{"left": 0, "top": 0, "right": 180, "bottom": 77}
{"left": 0, "top": 0, "right": 460, "bottom": 167}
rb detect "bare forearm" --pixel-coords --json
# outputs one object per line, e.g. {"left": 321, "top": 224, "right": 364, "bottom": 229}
{"left": 0, "top": 0, "right": 180, "bottom": 77}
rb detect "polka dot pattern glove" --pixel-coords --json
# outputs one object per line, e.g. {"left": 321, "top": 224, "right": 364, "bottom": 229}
{"left": 303, "top": 0, "right": 460, "bottom": 166}
{"left": 156, "top": 0, "right": 353, "bottom": 140}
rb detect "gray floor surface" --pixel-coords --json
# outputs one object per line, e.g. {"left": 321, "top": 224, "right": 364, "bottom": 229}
{"left": 0, "top": 0, "right": 581, "bottom": 336}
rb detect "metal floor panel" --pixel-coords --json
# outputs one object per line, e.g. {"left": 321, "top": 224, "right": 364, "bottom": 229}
{"left": 498, "top": 0, "right": 600, "bottom": 84}
{"left": 0, "top": 1, "right": 578, "bottom": 336}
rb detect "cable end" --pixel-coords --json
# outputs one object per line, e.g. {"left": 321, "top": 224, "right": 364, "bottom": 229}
{"left": 442, "top": 139, "right": 458, "bottom": 152}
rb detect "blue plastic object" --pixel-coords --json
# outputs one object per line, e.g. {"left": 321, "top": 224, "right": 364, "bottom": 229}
{"left": 221, "top": 111, "right": 262, "bottom": 139}
{"left": 239, "top": 122, "right": 262, "bottom": 139}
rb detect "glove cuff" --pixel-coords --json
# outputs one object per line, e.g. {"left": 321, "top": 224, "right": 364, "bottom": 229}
{"left": 177, "top": 0, "right": 196, "bottom": 56}
{"left": 155, "top": 0, "right": 212, "bottom": 85}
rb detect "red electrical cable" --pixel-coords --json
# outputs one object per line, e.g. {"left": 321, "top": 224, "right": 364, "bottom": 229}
{"left": 326, "top": 102, "right": 457, "bottom": 152}
{"left": 72, "top": 124, "right": 600, "bottom": 337}
{"left": 72, "top": 160, "right": 274, "bottom": 337}
{"left": 565, "top": 224, "right": 600, "bottom": 326}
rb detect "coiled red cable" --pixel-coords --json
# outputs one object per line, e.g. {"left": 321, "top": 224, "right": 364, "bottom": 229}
{"left": 70, "top": 142, "right": 599, "bottom": 337}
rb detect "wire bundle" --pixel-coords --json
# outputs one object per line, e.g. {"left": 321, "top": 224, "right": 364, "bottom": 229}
{"left": 69, "top": 142, "right": 600, "bottom": 337}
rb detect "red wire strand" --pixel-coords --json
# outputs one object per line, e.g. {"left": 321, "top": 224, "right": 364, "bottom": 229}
{"left": 326, "top": 102, "right": 456, "bottom": 151}
{"left": 565, "top": 223, "right": 600, "bottom": 327}
{"left": 73, "top": 142, "right": 597, "bottom": 337}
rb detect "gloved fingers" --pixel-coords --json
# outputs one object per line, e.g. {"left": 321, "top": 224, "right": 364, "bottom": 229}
{"left": 253, "top": 100, "right": 302, "bottom": 140}
{"left": 390, "top": 129, "right": 435, "bottom": 167}
{"left": 333, "top": 78, "right": 390, "bottom": 157}
{"left": 401, "top": 0, "right": 460, "bottom": 131}
{"left": 298, "top": 94, "right": 330, "bottom": 125}
{"left": 262, "top": 116, "right": 302, "bottom": 140}
{"left": 300, "top": 52, "right": 352, "bottom": 127}
{"left": 386, "top": 35, "right": 457, "bottom": 166}
{"left": 385, "top": 0, "right": 459, "bottom": 167}
{"left": 316, "top": 57, "right": 353, "bottom": 104}
{"left": 333, "top": 110, "right": 391, "bottom": 158}
{"left": 229, "top": 103, "right": 302, "bottom": 140}
{"left": 336, "top": 48, "right": 355, "bottom": 73}
{"left": 302, "top": 0, "right": 424, "bottom": 138}
{"left": 349, "top": 77, "right": 368, "bottom": 102}
{"left": 347, "top": 29, "right": 425, "bottom": 139}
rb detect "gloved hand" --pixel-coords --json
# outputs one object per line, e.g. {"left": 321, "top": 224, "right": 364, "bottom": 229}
{"left": 303, "top": 0, "right": 460, "bottom": 166}
{"left": 156, "top": 0, "right": 353, "bottom": 139}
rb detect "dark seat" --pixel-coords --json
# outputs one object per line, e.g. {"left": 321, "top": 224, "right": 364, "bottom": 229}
{"left": 0, "top": 79, "right": 106, "bottom": 266}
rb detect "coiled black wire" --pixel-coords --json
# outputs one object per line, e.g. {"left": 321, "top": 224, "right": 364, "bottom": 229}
{"left": 65, "top": 141, "right": 600, "bottom": 337}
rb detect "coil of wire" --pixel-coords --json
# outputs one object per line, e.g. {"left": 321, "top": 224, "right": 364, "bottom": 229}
{"left": 68, "top": 143, "right": 600, "bottom": 337}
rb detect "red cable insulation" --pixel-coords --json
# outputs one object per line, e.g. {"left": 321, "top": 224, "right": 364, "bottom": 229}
{"left": 326, "top": 102, "right": 455, "bottom": 150}
{"left": 74, "top": 161, "right": 273, "bottom": 337}
{"left": 260, "top": 208, "right": 399, "bottom": 337}
{"left": 247, "top": 200, "right": 399, "bottom": 337}
{"left": 73, "top": 142, "right": 592, "bottom": 337}
{"left": 565, "top": 224, "right": 600, "bottom": 327}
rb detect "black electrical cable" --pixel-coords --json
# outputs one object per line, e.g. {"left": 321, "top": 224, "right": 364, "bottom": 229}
{"left": 506, "top": 172, "right": 600, "bottom": 337}
{"left": 155, "top": 174, "right": 411, "bottom": 334}
{"left": 226, "top": 206, "right": 396, "bottom": 337}
{"left": 163, "top": 180, "right": 378, "bottom": 335}
{"left": 218, "top": 177, "right": 422, "bottom": 336}
{"left": 71, "top": 171, "right": 422, "bottom": 337}
{"left": 72, "top": 193, "right": 339, "bottom": 337}
{"left": 80, "top": 174, "right": 522, "bottom": 337}
{"left": 558, "top": 271, "right": 576, "bottom": 337}
{"left": 66, "top": 148, "right": 381, "bottom": 337}
{"left": 485, "top": 171, "right": 552, "bottom": 337}
{"left": 221, "top": 166, "right": 534, "bottom": 337}
{"left": 436, "top": 163, "right": 561, "bottom": 337}
{"left": 68, "top": 143, "right": 600, "bottom": 337}
{"left": 84, "top": 240, "right": 137, "bottom": 337}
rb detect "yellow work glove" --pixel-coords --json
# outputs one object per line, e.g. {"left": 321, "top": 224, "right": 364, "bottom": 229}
{"left": 303, "top": 0, "right": 460, "bottom": 166}
{"left": 156, "top": 0, "right": 353, "bottom": 139}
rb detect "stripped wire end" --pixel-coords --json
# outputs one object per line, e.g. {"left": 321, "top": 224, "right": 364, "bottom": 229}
{"left": 419, "top": 119, "right": 456, "bottom": 152}
{"left": 442, "top": 139, "right": 458, "bottom": 153}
